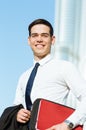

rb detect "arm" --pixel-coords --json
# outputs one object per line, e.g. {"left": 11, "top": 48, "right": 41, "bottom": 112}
{"left": 14, "top": 71, "right": 28, "bottom": 108}
{"left": 47, "top": 62, "right": 86, "bottom": 129}
{"left": 64, "top": 62, "right": 86, "bottom": 126}
{"left": 14, "top": 71, "right": 31, "bottom": 123}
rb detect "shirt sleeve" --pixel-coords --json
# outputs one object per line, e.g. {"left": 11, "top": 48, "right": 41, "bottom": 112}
{"left": 13, "top": 77, "right": 25, "bottom": 106}
{"left": 13, "top": 72, "right": 28, "bottom": 108}
{"left": 67, "top": 97, "right": 86, "bottom": 126}
{"left": 63, "top": 62, "right": 86, "bottom": 127}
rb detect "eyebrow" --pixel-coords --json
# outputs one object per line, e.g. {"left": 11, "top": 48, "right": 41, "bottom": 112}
{"left": 31, "top": 33, "right": 50, "bottom": 36}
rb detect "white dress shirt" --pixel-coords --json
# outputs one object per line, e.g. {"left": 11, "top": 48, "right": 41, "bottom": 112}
{"left": 14, "top": 54, "right": 86, "bottom": 128}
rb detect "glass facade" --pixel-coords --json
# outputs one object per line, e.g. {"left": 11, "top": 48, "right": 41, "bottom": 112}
{"left": 54, "top": 0, "right": 86, "bottom": 79}
{"left": 53, "top": 0, "right": 86, "bottom": 107}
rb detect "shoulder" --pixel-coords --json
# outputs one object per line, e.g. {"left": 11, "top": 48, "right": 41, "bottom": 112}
{"left": 53, "top": 57, "right": 75, "bottom": 67}
{"left": 18, "top": 67, "right": 33, "bottom": 82}
{"left": 52, "top": 58, "right": 78, "bottom": 74}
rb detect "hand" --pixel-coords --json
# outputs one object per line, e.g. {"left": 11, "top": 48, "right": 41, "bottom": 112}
{"left": 16, "top": 108, "right": 31, "bottom": 123}
{"left": 46, "top": 122, "right": 70, "bottom": 130}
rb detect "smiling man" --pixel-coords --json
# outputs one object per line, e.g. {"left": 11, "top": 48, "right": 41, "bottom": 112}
{"left": 28, "top": 23, "right": 55, "bottom": 61}
{"left": 14, "top": 19, "right": 86, "bottom": 130}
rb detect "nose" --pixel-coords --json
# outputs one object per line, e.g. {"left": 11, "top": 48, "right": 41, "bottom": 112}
{"left": 37, "top": 35, "right": 43, "bottom": 42}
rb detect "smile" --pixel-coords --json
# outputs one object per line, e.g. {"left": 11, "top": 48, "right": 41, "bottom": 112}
{"left": 35, "top": 44, "right": 45, "bottom": 49}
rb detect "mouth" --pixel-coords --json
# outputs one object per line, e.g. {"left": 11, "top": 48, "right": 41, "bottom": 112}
{"left": 35, "top": 44, "right": 45, "bottom": 49}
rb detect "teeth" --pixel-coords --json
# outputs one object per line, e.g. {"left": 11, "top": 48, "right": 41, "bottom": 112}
{"left": 36, "top": 44, "right": 44, "bottom": 48}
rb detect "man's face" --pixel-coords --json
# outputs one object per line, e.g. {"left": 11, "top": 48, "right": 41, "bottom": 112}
{"left": 28, "top": 24, "right": 55, "bottom": 60}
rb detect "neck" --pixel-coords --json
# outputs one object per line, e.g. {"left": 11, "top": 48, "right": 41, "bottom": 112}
{"left": 34, "top": 54, "right": 50, "bottom": 61}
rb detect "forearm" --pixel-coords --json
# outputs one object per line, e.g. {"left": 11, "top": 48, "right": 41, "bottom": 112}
{"left": 67, "top": 97, "right": 86, "bottom": 127}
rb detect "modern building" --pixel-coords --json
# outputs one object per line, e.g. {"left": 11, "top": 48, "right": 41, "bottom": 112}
{"left": 54, "top": 0, "right": 86, "bottom": 79}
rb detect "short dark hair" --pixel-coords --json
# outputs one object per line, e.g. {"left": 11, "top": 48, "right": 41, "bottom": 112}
{"left": 28, "top": 19, "right": 54, "bottom": 36}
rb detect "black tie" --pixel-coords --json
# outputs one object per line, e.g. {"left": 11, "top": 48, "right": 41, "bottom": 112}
{"left": 25, "top": 62, "right": 40, "bottom": 110}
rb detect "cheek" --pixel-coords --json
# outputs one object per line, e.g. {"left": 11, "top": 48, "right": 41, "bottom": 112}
{"left": 29, "top": 40, "right": 35, "bottom": 48}
{"left": 29, "top": 38, "right": 35, "bottom": 44}
{"left": 45, "top": 44, "right": 52, "bottom": 52}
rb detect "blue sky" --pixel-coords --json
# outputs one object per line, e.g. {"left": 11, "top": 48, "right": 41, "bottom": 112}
{"left": 0, "top": 0, "right": 55, "bottom": 115}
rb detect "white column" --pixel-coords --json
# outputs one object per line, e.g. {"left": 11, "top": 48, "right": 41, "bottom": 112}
{"left": 54, "top": 0, "right": 81, "bottom": 65}
{"left": 79, "top": 0, "right": 86, "bottom": 79}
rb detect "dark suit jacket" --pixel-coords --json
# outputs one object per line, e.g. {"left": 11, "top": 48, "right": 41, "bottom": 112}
{"left": 0, "top": 104, "right": 29, "bottom": 130}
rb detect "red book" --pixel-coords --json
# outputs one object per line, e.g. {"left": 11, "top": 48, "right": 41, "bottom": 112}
{"left": 29, "top": 98, "right": 83, "bottom": 130}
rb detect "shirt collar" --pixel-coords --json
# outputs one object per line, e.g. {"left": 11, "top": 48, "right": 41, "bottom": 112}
{"left": 34, "top": 54, "right": 53, "bottom": 66}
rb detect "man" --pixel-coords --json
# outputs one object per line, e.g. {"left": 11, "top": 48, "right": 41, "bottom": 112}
{"left": 14, "top": 19, "right": 86, "bottom": 130}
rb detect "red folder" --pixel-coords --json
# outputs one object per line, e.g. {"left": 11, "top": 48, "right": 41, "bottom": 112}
{"left": 29, "top": 98, "right": 83, "bottom": 130}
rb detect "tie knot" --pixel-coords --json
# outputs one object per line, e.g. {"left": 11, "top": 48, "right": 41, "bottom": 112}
{"left": 35, "top": 62, "right": 40, "bottom": 68}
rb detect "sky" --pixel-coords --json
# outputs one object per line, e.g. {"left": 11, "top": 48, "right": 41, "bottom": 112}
{"left": 0, "top": 0, "right": 55, "bottom": 115}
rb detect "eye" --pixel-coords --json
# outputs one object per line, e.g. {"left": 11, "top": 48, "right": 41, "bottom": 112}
{"left": 41, "top": 33, "right": 50, "bottom": 37}
{"left": 31, "top": 34, "right": 38, "bottom": 37}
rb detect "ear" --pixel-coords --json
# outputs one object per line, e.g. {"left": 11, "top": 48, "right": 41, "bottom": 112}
{"left": 51, "top": 36, "right": 56, "bottom": 45}
{"left": 28, "top": 36, "right": 30, "bottom": 46}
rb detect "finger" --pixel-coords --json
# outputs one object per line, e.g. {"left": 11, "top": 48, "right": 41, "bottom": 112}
{"left": 18, "top": 114, "right": 30, "bottom": 123}
{"left": 22, "top": 109, "right": 31, "bottom": 116}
